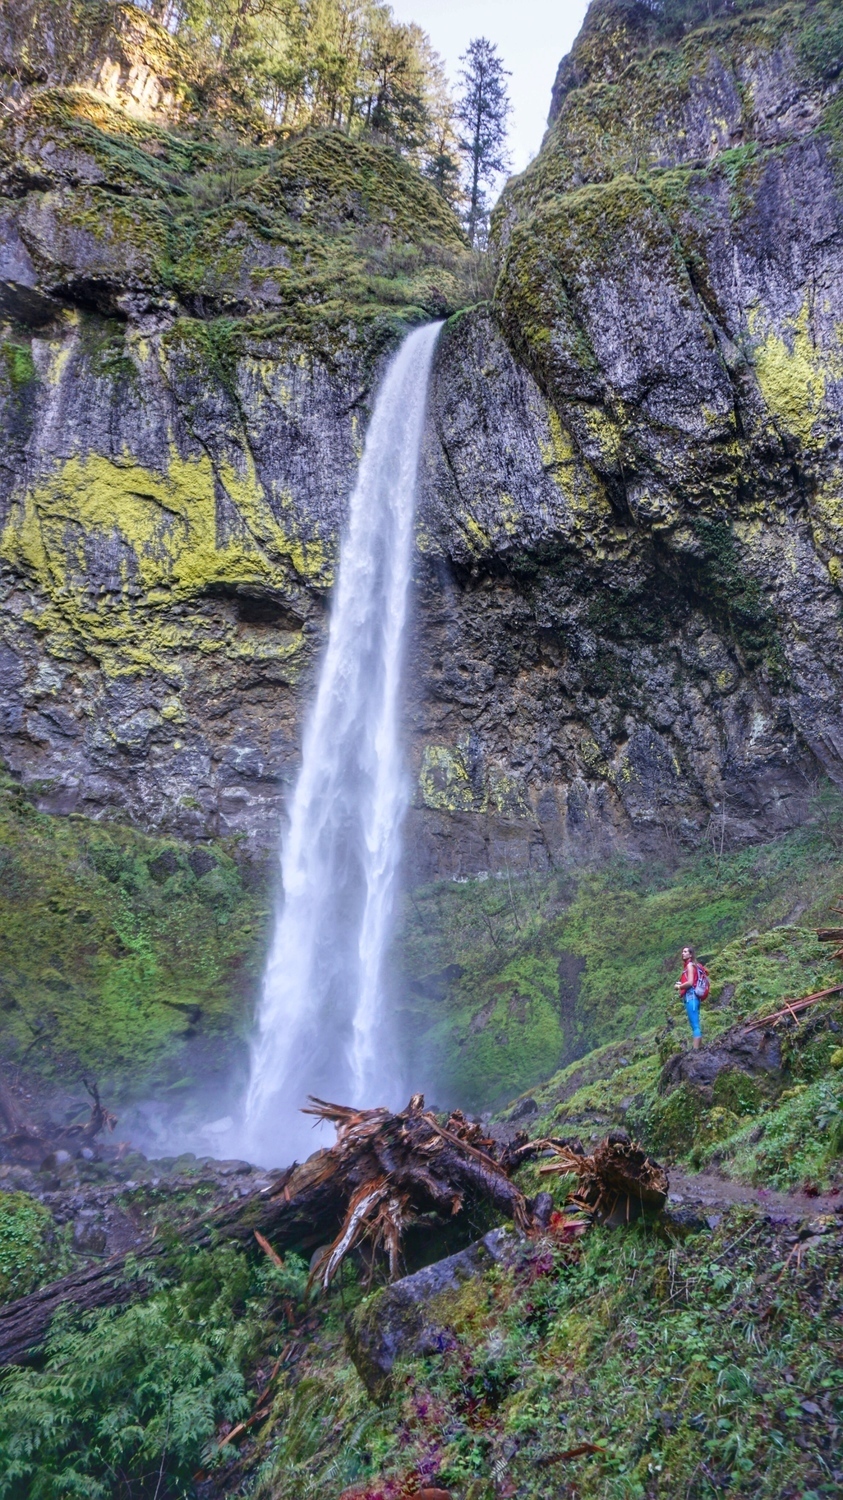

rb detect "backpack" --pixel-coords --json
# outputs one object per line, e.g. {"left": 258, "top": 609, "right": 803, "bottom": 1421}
{"left": 694, "top": 962, "right": 710, "bottom": 1001}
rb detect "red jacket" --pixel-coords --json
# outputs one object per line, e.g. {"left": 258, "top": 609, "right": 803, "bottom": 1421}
{"left": 679, "top": 960, "right": 698, "bottom": 994}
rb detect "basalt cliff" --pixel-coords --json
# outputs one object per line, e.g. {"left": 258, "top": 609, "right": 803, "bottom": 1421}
{"left": 2, "top": 16, "right": 843, "bottom": 1494}
{"left": 3, "top": 0, "right": 843, "bottom": 885}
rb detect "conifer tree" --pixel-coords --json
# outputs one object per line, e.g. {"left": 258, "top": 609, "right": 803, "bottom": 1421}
{"left": 455, "top": 36, "right": 511, "bottom": 247}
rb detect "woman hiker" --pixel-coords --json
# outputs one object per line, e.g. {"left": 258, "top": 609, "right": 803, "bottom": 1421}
{"left": 675, "top": 945, "right": 705, "bottom": 1050}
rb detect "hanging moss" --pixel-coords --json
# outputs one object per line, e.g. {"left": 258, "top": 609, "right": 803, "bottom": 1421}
{"left": 691, "top": 518, "right": 788, "bottom": 679}
{"left": 0, "top": 337, "right": 37, "bottom": 389}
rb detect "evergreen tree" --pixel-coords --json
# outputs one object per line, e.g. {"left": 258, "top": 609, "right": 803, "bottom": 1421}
{"left": 144, "top": 0, "right": 458, "bottom": 166}
{"left": 455, "top": 36, "right": 511, "bottom": 247}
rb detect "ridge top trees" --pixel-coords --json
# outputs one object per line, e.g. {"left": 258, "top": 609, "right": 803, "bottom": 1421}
{"left": 455, "top": 35, "right": 511, "bottom": 247}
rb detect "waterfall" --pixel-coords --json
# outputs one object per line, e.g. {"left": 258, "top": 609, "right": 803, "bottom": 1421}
{"left": 239, "top": 321, "right": 442, "bottom": 1165}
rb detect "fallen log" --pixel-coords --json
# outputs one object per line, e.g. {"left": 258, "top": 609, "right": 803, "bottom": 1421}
{"left": 0, "top": 1095, "right": 528, "bottom": 1367}
{"left": 742, "top": 984, "right": 843, "bottom": 1033}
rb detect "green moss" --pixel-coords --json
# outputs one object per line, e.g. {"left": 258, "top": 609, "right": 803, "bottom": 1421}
{"left": 495, "top": 0, "right": 825, "bottom": 227}
{"left": 398, "top": 801, "right": 843, "bottom": 1111}
{"left": 0, "top": 338, "right": 37, "bottom": 390}
{"left": 797, "top": 2, "right": 843, "bottom": 82}
{"left": 0, "top": 1193, "right": 70, "bottom": 1304}
{"left": 0, "top": 773, "right": 270, "bottom": 1096}
{"left": 246, "top": 1203, "right": 843, "bottom": 1499}
{"left": 79, "top": 317, "right": 139, "bottom": 385}
{"left": 692, "top": 517, "right": 787, "bottom": 676}
{"left": 1, "top": 89, "right": 471, "bottom": 364}
{"left": 641, "top": 1082, "right": 708, "bottom": 1156}
{"left": 712, "top": 1068, "right": 763, "bottom": 1114}
{"left": 0, "top": 445, "right": 323, "bottom": 675}
{"left": 698, "top": 1073, "right": 843, "bottom": 1188}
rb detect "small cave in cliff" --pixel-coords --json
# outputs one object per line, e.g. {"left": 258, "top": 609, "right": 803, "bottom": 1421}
{"left": 200, "top": 582, "right": 305, "bottom": 632}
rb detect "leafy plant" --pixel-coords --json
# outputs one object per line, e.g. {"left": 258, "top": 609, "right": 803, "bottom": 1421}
{"left": 0, "top": 1245, "right": 270, "bottom": 1498}
{"left": 0, "top": 1195, "right": 70, "bottom": 1305}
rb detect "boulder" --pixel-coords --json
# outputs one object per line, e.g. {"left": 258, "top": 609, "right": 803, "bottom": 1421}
{"left": 347, "top": 1228, "right": 522, "bottom": 1400}
{"left": 660, "top": 1025, "right": 783, "bottom": 1105}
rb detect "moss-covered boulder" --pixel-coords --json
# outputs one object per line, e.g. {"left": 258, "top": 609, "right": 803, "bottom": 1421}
{"left": 347, "top": 1228, "right": 521, "bottom": 1400}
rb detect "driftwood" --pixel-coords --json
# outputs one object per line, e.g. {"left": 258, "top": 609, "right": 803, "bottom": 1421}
{"left": 540, "top": 1132, "right": 668, "bottom": 1225}
{"left": 0, "top": 1095, "right": 528, "bottom": 1367}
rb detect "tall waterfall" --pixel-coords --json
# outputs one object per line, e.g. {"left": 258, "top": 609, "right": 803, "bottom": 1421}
{"left": 240, "top": 322, "right": 442, "bottom": 1165}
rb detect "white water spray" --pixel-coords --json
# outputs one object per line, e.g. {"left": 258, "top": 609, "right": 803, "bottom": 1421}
{"left": 239, "top": 322, "right": 441, "bottom": 1165}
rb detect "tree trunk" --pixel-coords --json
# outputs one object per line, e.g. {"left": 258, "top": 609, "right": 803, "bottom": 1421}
{"left": 0, "top": 1156, "right": 338, "bottom": 1366}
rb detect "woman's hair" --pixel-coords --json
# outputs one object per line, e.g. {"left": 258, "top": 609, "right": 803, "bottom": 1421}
{"left": 683, "top": 944, "right": 696, "bottom": 958}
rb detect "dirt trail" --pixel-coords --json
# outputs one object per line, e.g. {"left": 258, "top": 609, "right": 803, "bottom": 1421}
{"left": 668, "top": 1168, "right": 842, "bottom": 1223}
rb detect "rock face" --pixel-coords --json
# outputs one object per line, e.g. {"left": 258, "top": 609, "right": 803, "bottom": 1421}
{"left": 3, "top": 0, "right": 843, "bottom": 875}
{"left": 0, "top": 74, "right": 466, "bottom": 851}
{"left": 660, "top": 1023, "right": 783, "bottom": 1103}
{"left": 478, "top": 0, "right": 843, "bottom": 867}
{"left": 1, "top": 0, "right": 192, "bottom": 121}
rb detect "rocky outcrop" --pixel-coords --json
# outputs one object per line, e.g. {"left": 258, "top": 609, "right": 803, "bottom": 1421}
{"left": 660, "top": 1023, "right": 783, "bottom": 1103}
{"left": 3, "top": 0, "right": 843, "bottom": 876}
{"left": 1, "top": 0, "right": 192, "bottom": 119}
{"left": 347, "top": 1227, "right": 522, "bottom": 1399}
{"left": 411, "top": 0, "right": 843, "bottom": 873}
{"left": 0, "top": 80, "right": 466, "bottom": 850}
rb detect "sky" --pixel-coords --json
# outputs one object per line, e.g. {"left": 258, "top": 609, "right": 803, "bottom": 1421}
{"left": 388, "top": 0, "right": 591, "bottom": 175}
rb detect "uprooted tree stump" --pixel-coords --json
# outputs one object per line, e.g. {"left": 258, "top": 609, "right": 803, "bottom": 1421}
{"left": 540, "top": 1131, "right": 669, "bottom": 1226}
{"left": 0, "top": 1099, "right": 670, "bottom": 1367}
{"left": 0, "top": 1094, "right": 529, "bottom": 1367}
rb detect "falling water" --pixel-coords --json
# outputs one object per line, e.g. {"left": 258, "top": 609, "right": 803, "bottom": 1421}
{"left": 239, "top": 322, "right": 442, "bottom": 1165}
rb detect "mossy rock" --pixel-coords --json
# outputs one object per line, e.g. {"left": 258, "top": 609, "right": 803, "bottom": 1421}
{"left": 347, "top": 1229, "right": 517, "bottom": 1401}
{"left": 0, "top": 1192, "right": 66, "bottom": 1303}
{"left": 642, "top": 1083, "right": 708, "bottom": 1158}
{"left": 711, "top": 1069, "right": 763, "bottom": 1116}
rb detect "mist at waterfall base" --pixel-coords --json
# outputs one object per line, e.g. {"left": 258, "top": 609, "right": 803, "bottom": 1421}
{"left": 226, "top": 322, "right": 442, "bottom": 1168}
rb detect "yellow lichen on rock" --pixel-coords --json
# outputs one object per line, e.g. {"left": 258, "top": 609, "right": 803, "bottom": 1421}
{"left": 538, "top": 407, "right": 576, "bottom": 472}
{"left": 0, "top": 449, "right": 326, "bottom": 674}
{"left": 418, "top": 741, "right": 529, "bottom": 818}
{"left": 581, "top": 405, "right": 624, "bottom": 468}
{"left": 805, "top": 470, "right": 843, "bottom": 566}
{"left": 418, "top": 743, "right": 481, "bottom": 813}
{"left": 749, "top": 303, "right": 841, "bottom": 448}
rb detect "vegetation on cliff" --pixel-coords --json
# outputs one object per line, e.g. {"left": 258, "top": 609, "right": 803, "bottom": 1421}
{"left": 397, "top": 798, "right": 843, "bottom": 1111}
{"left": 0, "top": 770, "right": 268, "bottom": 1102}
{"left": 1, "top": 0, "right": 461, "bottom": 179}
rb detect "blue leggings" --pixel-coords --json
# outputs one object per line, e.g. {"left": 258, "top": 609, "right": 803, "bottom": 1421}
{"left": 684, "top": 991, "right": 702, "bottom": 1039}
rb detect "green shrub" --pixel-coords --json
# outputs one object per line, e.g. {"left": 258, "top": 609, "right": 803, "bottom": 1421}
{"left": 0, "top": 1244, "right": 278, "bottom": 1497}
{"left": 0, "top": 1194, "right": 65, "bottom": 1304}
